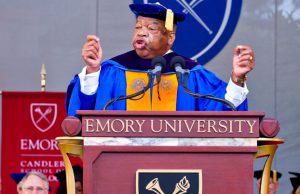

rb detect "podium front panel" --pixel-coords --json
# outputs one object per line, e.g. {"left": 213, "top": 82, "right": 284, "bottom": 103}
{"left": 75, "top": 111, "right": 264, "bottom": 194}
{"left": 83, "top": 145, "right": 256, "bottom": 194}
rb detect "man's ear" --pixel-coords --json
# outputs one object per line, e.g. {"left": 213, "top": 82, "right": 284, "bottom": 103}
{"left": 168, "top": 31, "right": 176, "bottom": 46}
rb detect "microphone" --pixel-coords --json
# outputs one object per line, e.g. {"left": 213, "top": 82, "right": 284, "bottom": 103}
{"left": 102, "top": 56, "right": 166, "bottom": 110}
{"left": 151, "top": 56, "right": 166, "bottom": 84}
{"left": 170, "top": 56, "right": 237, "bottom": 111}
{"left": 170, "top": 56, "right": 188, "bottom": 84}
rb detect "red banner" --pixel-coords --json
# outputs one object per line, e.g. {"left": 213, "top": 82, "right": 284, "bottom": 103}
{"left": 1, "top": 92, "right": 78, "bottom": 193}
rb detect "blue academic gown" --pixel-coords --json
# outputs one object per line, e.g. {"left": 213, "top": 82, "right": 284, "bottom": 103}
{"left": 66, "top": 50, "right": 247, "bottom": 116}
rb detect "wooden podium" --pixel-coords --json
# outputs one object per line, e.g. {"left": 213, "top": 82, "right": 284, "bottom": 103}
{"left": 56, "top": 111, "right": 283, "bottom": 194}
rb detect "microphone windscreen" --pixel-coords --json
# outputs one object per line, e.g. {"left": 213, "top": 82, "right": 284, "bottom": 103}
{"left": 151, "top": 56, "right": 166, "bottom": 69}
{"left": 170, "top": 56, "right": 186, "bottom": 71}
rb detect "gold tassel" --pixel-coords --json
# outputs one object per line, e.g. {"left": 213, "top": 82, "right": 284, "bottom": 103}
{"left": 165, "top": 9, "right": 174, "bottom": 31}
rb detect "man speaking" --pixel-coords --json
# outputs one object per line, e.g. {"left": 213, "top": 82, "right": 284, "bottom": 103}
{"left": 66, "top": 2, "right": 255, "bottom": 115}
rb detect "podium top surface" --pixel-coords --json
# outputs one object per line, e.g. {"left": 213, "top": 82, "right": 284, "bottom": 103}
{"left": 76, "top": 110, "right": 265, "bottom": 117}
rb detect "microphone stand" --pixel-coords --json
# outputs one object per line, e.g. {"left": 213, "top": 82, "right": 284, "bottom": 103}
{"left": 102, "top": 72, "right": 153, "bottom": 110}
{"left": 181, "top": 71, "right": 237, "bottom": 111}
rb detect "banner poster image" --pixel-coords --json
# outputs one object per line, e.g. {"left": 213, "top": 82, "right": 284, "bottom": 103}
{"left": 1, "top": 92, "right": 80, "bottom": 193}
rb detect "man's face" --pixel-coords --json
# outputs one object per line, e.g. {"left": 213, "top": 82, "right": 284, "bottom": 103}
{"left": 132, "top": 16, "right": 175, "bottom": 59}
{"left": 75, "top": 181, "right": 83, "bottom": 194}
{"left": 19, "top": 175, "right": 48, "bottom": 194}
{"left": 256, "top": 178, "right": 279, "bottom": 194}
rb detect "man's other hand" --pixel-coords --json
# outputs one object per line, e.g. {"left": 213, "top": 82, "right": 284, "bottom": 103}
{"left": 231, "top": 45, "right": 255, "bottom": 86}
{"left": 82, "top": 35, "right": 102, "bottom": 74}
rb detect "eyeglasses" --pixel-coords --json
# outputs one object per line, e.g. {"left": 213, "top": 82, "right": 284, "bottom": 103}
{"left": 22, "top": 186, "right": 47, "bottom": 193}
